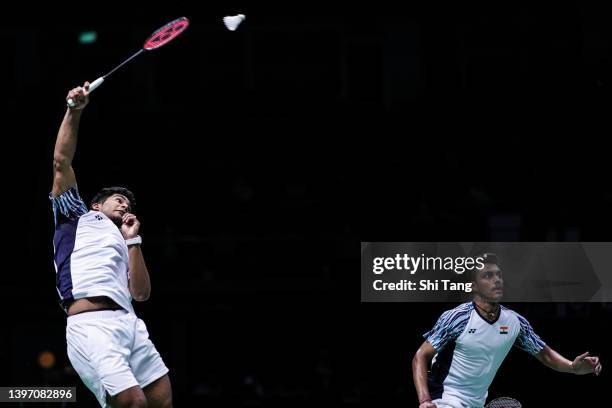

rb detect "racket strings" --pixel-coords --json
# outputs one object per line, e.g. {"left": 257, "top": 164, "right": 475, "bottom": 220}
{"left": 485, "top": 397, "right": 522, "bottom": 408}
{"left": 144, "top": 18, "right": 189, "bottom": 50}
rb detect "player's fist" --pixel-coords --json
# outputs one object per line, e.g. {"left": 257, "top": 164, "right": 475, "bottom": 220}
{"left": 121, "top": 213, "right": 140, "bottom": 239}
{"left": 67, "top": 82, "right": 90, "bottom": 110}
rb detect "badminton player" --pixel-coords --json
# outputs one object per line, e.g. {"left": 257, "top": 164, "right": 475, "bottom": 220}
{"left": 50, "top": 83, "right": 172, "bottom": 408}
{"left": 412, "top": 253, "right": 602, "bottom": 408}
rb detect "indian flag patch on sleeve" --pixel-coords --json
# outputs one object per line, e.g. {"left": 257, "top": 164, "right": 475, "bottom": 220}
{"left": 500, "top": 326, "right": 509, "bottom": 334}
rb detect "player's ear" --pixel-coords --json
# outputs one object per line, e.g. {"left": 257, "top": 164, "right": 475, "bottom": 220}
{"left": 92, "top": 202, "right": 101, "bottom": 211}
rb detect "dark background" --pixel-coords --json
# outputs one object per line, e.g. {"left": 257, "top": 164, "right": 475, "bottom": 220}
{"left": 5, "top": 3, "right": 611, "bottom": 407}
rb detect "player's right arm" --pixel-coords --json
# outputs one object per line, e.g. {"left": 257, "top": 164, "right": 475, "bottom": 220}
{"left": 412, "top": 340, "right": 437, "bottom": 408}
{"left": 51, "top": 82, "right": 89, "bottom": 197}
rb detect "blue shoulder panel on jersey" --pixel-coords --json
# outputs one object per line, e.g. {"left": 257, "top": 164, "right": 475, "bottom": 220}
{"left": 424, "top": 302, "right": 473, "bottom": 351}
{"left": 49, "top": 186, "right": 88, "bottom": 225}
{"left": 513, "top": 310, "right": 546, "bottom": 355}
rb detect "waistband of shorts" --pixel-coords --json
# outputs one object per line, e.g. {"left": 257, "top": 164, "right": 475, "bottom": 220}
{"left": 67, "top": 309, "right": 129, "bottom": 324}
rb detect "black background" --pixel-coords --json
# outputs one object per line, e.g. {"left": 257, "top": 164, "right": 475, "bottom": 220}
{"left": 5, "top": 3, "right": 611, "bottom": 407}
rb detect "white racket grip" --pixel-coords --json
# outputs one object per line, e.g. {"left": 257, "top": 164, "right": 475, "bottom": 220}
{"left": 67, "top": 77, "right": 105, "bottom": 108}
{"left": 88, "top": 77, "right": 104, "bottom": 92}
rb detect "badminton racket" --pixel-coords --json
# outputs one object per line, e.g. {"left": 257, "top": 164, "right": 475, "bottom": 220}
{"left": 485, "top": 397, "right": 522, "bottom": 408}
{"left": 67, "top": 16, "right": 189, "bottom": 108}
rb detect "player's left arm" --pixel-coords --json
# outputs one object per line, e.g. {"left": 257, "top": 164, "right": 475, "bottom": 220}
{"left": 536, "top": 346, "right": 602, "bottom": 376}
{"left": 515, "top": 312, "right": 602, "bottom": 376}
{"left": 121, "top": 213, "right": 151, "bottom": 301}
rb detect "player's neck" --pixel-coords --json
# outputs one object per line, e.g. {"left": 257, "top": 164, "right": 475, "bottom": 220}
{"left": 473, "top": 298, "right": 500, "bottom": 320}
{"left": 474, "top": 298, "right": 498, "bottom": 311}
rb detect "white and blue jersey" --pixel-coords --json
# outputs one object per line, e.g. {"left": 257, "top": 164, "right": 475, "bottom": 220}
{"left": 50, "top": 186, "right": 134, "bottom": 314}
{"left": 423, "top": 302, "right": 545, "bottom": 408}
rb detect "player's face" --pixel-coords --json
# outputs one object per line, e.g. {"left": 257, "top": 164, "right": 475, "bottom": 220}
{"left": 473, "top": 263, "right": 503, "bottom": 301}
{"left": 94, "top": 194, "right": 131, "bottom": 226}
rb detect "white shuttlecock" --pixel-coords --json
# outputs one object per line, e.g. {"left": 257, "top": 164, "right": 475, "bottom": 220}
{"left": 223, "top": 14, "right": 245, "bottom": 31}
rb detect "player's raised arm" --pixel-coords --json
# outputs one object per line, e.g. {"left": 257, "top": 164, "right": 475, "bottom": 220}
{"left": 51, "top": 82, "right": 89, "bottom": 197}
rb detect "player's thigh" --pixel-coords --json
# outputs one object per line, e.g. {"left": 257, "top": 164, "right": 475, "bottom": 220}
{"left": 143, "top": 374, "right": 172, "bottom": 408}
{"left": 130, "top": 318, "right": 169, "bottom": 390}
{"left": 67, "top": 314, "right": 139, "bottom": 406}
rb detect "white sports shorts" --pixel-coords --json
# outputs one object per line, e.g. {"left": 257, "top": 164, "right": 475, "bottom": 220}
{"left": 433, "top": 397, "right": 474, "bottom": 408}
{"left": 66, "top": 309, "right": 169, "bottom": 407}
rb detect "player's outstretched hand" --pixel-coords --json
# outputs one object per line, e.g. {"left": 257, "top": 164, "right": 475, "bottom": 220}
{"left": 572, "top": 352, "right": 602, "bottom": 376}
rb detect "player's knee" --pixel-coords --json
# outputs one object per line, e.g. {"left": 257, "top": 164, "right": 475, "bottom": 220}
{"left": 127, "top": 397, "right": 148, "bottom": 408}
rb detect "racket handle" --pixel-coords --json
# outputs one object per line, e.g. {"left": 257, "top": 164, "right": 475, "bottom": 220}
{"left": 67, "top": 77, "right": 105, "bottom": 108}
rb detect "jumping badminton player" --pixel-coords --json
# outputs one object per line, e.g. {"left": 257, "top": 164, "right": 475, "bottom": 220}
{"left": 412, "top": 253, "right": 602, "bottom": 408}
{"left": 50, "top": 83, "right": 172, "bottom": 408}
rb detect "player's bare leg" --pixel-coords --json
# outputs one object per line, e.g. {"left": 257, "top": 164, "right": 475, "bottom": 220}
{"left": 143, "top": 374, "right": 172, "bottom": 408}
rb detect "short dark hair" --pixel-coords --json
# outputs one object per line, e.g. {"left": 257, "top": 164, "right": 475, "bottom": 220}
{"left": 470, "top": 252, "right": 500, "bottom": 281}
{"left": 90, "top": 187, "right": 136, "bottom": 211}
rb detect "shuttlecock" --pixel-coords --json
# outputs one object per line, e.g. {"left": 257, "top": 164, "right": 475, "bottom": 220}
{"left": 223, "top": 14, "right": 245, "bottom": 31}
